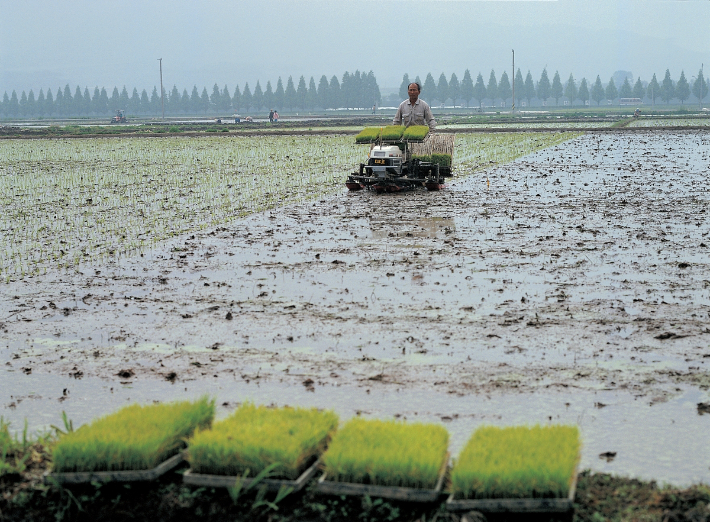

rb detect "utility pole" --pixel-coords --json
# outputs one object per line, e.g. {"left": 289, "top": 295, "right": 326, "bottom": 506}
{"left": 158, "top": 58, "right": 165, "bottom": 120}
{"left": 701, "top": 63, "right": 704, "bottom": 111}
{"left": 511, "top": 49, "right": 515, "bottom": 114}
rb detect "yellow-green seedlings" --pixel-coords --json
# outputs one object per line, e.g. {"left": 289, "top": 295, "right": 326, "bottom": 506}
{"left": 412, "top": 154, "right": 432, "bottom": 163}
{"left": 450, "top": 425, "right": 580, "bottom": 499}
{"left": 379, "top": 125, "right": 405, "bottom": 141}
{"left": 52, "top": 397, "right": 215, "bottom": 472}
{"left": 355, "top": 127, "right": 382, "bottom": 143}
{"left": 1, "top": 418, "right": 32, "bottom": 476}
{"left": 322, "top": 418, "right": 449, "bottom": 489}
{"left": 1, "top": 417, "right": 55, "bottom": 477}
{"left": 187, "top": 403, "right": 338, "bottom": 480}
{"left": 402, "top": 125, "right": 430, "bottom": 141}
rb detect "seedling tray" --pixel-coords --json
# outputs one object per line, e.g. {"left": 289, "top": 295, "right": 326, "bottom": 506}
{"left": 44, "top": 452, "right": 184, "bottom": 485}
{"left": 445, "top": 470, "right": 578, "bottom": 513}
{"left": 315, "top": 460, "right": 447, "bottom": 502}
{"left": 182, "top": 459, "right": 320, "bottom": 492}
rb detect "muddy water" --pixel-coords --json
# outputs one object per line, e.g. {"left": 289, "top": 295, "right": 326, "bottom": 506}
{"left": 2, "top": 367, "right": 708, "bottom": 486}
{"left": 2, "top": 131, "right": 709, "bottom": 485}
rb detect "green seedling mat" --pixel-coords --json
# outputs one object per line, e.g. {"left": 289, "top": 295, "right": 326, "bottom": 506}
{"left": 445, "top": 468, "right": 578, "bottom": 514}
{"left": 315, "top": 458, "right": 448, "bottom": 503}
{"left": 401, "top": 125, "right": 430, "bottom": 141}
{"left": 44, "top": 452, "right": 184, "bottom": 485}
{"left": 182, "top": 459, "right": 319, "bottom": 492}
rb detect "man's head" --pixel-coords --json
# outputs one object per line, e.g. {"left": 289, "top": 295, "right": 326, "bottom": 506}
{"left": 408, "top": 82, "right": 421, "bottom": 104}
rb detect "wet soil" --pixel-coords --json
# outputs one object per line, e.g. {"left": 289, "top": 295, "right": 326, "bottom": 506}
{"left": 2, "top": 467, "right": 710, "bottom": 522}
{"left": 2, "top": 130, "right": 710, "bottom": 485}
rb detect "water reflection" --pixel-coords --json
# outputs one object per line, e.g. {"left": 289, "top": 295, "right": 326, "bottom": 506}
{"left": 370, "top": 217, "right": 455, "bottom": 240}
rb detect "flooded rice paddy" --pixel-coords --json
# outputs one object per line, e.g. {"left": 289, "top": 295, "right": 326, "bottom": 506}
{"left": 0, "top": 132, "right": 572, "bottom": 278}
{"left": 439, "top": 120, "right": 618, "bottom": 130}
{"left": 629, "top": 116, "right": 710, "bottom": 128}
{"left": 1, "top": 130, "right": 709, "bottom": 486}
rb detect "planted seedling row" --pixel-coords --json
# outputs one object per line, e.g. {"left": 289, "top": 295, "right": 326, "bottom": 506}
{"left": 0, "top": 132, "right": 577, "bottom": 280}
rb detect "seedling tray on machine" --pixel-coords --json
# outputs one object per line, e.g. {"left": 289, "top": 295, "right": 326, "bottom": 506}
{"left": 445, "top": 469, "right": 578, "bottom": 514}
{"left": 182, "top": 459, "right": 320, "bottom": 492}
{"left": 44, "top": 452, "right": 185, "bottom": 485}
{"left": 315, "top": 458, "right": 448, "bottom": 503}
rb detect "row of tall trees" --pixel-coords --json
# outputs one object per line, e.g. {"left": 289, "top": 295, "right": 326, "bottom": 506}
{"left": 0, "top": 70, "right": 381, "bottom": 118}
{"left": 399, "top": 68, "right": 709, "bottom": 107}
{"left": 2, "top": 68, "right": 708, "bottom": 118}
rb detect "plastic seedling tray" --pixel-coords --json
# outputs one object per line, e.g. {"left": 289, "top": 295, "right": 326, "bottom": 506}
{"left": 445, "top": 468, "right": 578, "bottom": 514}
{"left": 315, "top": 458, "right": 448, "bottom": 503}
{"left": 44, "top": 452, "right": 185, "bottom": 485}
{"left": 182, "top": 458, "right": 320, "bottom": 492}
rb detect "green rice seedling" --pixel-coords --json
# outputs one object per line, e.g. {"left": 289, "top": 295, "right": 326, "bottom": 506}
{"left": 354, "top": 127, "right": 382, "bottom": 143}
{"left": 0, "top": 418, "right": 30, "bottom": 477}
{"left": 379, "top": 125, "right": 405, "bottom": 141}
{"left": 450, "top": 425, "right": 580, "bottom": 499}
{"left": 321, "top": 418, "right": 449, "bottom": 489}
{"left": 187, "top": 403, "right": 338, "bottom": 480}
{"left": 402, "top": 125, "right": 430, "bottom": 141}
{"left": 52, "top": 397, "right": 215, "bottom": 473}
{"left": 1, "top": 417, "right": 55, "bottom": 477}
{"left": 430, "top": 153, "right": 452, "bottom": 167}
{"left": 411, "top": 153, "right": 451, "bottom": 167}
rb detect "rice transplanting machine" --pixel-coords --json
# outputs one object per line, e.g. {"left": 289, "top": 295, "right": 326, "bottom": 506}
{"left": 346, "top": 125, "right": 455, "bottom": 194}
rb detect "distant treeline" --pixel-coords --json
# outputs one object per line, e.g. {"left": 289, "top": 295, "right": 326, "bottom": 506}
{"left": 1, "top": 67, "right": 708, "bottom": 119}
{"left": 0, "top": 70, "right": 381, "bottom": 118}
{"left": 402, "top": 68, "right": 708, "bottom": 108}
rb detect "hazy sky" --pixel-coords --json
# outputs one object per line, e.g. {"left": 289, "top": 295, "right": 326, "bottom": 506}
{"left": 1, "top": 0, "right": 708, "bottom": 95}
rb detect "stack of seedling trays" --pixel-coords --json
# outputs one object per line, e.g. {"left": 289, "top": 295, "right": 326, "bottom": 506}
{"left": 446, "top": 425, "right": 580, "bottom": 515}
{"left": 46, "top": 397, "right": 215, "bottom": 484}
{"left": 183, "top": 403, "right": 338, "bottom": 492}
{"left": 409, "top": 131, "right": 455, "bottom": 173}
{"left": 316, "top": 418, "right": 449, "bottom": 502}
